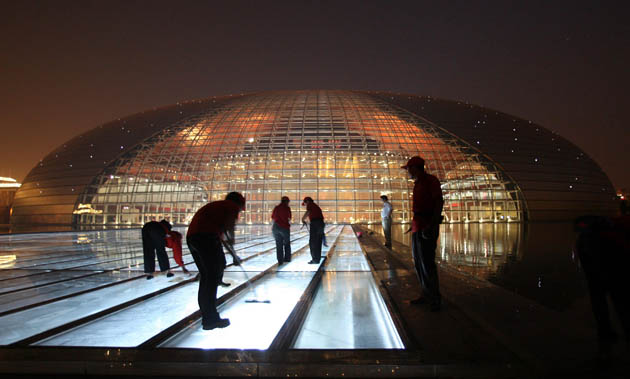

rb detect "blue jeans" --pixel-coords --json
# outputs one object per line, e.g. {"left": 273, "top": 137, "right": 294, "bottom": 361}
{"left": 411, "top": 228, "right": 441, "bottom": 306}
{"left": 272, "top": 223, "right": 291, "bottom": 263}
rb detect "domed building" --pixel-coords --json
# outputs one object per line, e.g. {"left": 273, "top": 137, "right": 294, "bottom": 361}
{"left": 11, "top": 90, "right": 616, "bottom": 228}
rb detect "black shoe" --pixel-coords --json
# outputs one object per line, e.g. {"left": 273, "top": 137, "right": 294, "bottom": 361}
{"left": 219, "top": 281, "right": 231, "bottom": 287}
{"left": 166, "top": 272, "right": 174, "bottom": 278}
{"left": 430, "top": 303, "right": 441, "bottom": 312}
{"left": 410, "top": 296, "right": 427, "bottom": 305}
{"left": 284, "top": 259, "right": 291, "bottom": 263}
{"left": 146, "top": 274, "right": 154, "bottom": 280}
{"left": 308, "top": 260, "right": 319, "bottom": 264}
{"left": 202, "top": 318, "right": 230, "bottom": 330}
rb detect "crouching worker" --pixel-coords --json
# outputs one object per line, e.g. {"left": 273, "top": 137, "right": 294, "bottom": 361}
{"left": 165, "top": 230, "right": 189, "bottom": 274}
{"left": 142, "top": 219, "right": 174, "bottom": 279}
{"left": 186, "top": 192, "right": 246, "bottom": 330}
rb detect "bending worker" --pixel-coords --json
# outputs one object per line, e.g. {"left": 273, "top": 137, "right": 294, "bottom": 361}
{"left": 301, "top": 196, "right": 325, "bottom": 264}
{"left": 401, "top": 156, "right": 444, "bottom": 312}
{"left": 186, "top": 192, "right": 246, "bottom": 330}
{"left": 142, "top": 219, "right": 174, "bottom": 279}
{"left": 271, "top": 196, "right": 292, "bottom": 264}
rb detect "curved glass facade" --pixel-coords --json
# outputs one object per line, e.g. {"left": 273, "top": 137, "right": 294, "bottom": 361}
{"left": 72, "top": 91, "right": 522, "bottom": 226}
{"left": 11, "top": 90, "right": 615, "bottom": 228}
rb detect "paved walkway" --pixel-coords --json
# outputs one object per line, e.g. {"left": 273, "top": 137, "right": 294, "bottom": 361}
{"left": 354, "top": 225, "right": 630, "bottom": 378}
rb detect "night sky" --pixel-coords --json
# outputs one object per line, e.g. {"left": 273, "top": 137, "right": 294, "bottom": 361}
{"left": 1, "top": 0, "right": 628, "bottom": 189}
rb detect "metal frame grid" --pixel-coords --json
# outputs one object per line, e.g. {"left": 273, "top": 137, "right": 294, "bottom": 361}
{"left": 74, "top": 91, "right": 523, "bottom": 225}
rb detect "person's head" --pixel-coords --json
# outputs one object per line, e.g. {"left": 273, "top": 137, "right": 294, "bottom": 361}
{"left": 159, "top": 219, "right": 172, "bottom": 231}
{"left": 302, "top": 196, "right": 314, "bottom": 206}
{"left": 380, "top": 195, "right": 388, "bottom": 202}
{"left": 281, "top": 196, "right": 290, "bottom": 205}
{"left": 401, "top": 156, "right": 425, "bottom": 179}
{"left": 225, "top": 191, "right": 246, "bottom": 210}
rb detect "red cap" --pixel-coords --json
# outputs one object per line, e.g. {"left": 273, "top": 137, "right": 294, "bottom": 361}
{"left": 401, "top": 156, "right": 425, "bottom": 169}
{"left": 302, "top": 196, "right": 313, "bottom": 206}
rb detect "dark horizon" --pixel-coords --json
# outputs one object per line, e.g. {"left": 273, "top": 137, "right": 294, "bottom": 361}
{"left": 1, "top": 0, "right": 628, "bottom": 189}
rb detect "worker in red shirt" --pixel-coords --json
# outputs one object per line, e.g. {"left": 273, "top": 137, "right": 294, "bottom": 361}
{"left": 186, "top": 192, "right": 246, "bottom": 330}
{"left": 164, "top": 230, "right": 190, "bottom": 274}
{"left": 402, "top": 156, "right": 444, "bottom": 311}
{"left": 271, "top": 196, "right": 292, "bottom": 264}
{"left": 301, "top": 196, "right": 325, "bottom": 264}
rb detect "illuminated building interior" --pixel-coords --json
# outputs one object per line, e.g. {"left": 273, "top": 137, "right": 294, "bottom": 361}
{"left": 11, "top": 90, "right": 616, "bottom": 228}
{"left": 72, "top": 91, "right": 523, "bottom": 226}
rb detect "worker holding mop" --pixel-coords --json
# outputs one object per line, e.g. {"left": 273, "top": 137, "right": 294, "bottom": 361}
{"left": 186, "top": 192, "right": 246, "bottom": 330}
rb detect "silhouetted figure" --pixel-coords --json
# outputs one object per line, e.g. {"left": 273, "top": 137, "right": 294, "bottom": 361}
{"left": 301, "top": 197, "right": 325, "bottom": 264}
{"left": 574, "top": 213, "right": 630, "bottom": 358}
{"left": 186, "top": 192, "right": 245, "bottom": 330}
{"left": 381, "top": 195, "right": 393, "bottom": 248}
{"left": 271, "top": 196, "right": 292, "bottom": 264}
{"left": 142, "top": 219, "right": 173, "bottom": 279}
{"left": 402, "top": 156, "right": 444, "bottom": 312}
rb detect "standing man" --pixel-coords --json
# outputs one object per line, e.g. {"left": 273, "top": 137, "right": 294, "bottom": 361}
{"left": 301, "top": 196, "right": 325, "bottom": 264}
{"left": 186, "top": 192, "right": 246, "bottom": 330}
{"left": 381, "top": 195, "right": 393, "bottom": 248}
{"left": 401, "top": 156, "right": 444, "bottom": 311}
{"left": 142, "top": 219, "right": 174, "bottom": 279}
{"left": 271, "top": 196, "right": 292, "bottom": 264}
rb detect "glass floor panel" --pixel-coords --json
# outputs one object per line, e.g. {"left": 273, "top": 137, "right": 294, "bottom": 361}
{"left": 0, "top": 225, "right": 403, "bottom": 350}
{"left": 292, "top": 227, "right": 404, "bottom": 349}
{"left": 161, "top": 272, "right": 315, "bottom": 350}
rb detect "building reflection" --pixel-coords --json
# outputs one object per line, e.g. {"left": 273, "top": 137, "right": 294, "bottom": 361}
{"left": 370, "top": 222, "right": 524, "bottom": 280}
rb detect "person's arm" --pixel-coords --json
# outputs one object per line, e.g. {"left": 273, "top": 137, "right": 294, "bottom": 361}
{"left": 386, "top": 203, "right": 393, "bottom": 218}
{"left": 422, "top": 180, "right": 444, "bottom": 239}
{"left": 302, "top": 210, "right": 310, "bottom": 224}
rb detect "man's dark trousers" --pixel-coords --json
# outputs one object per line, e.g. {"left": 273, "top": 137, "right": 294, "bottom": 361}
{"left": 411, "top": 229, "right": 441, "bottom": 306}
{"left": 272, "top": 223, "right": 291, "bottom": 263}
{"left": 187, "top": 234, "right": 225, "bottom": 325}
{"left": 142, "top": 222, "right": 170, "bottom": 273}
{"left": 309, "top": 218, "right": 325, "bottom": 262}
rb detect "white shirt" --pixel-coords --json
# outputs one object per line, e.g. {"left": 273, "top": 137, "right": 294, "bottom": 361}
{"left": 381, "top": 201, "right": 393, "bottom": 219}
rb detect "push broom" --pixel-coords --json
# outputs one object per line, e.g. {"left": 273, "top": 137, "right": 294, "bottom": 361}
{"left": 221, "top": 239, "right": 271, "bottom": 304}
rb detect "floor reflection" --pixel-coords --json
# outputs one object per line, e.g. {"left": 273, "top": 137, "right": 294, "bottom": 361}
{"left": 367, "top": 222, "right": 587, "bottom": 311}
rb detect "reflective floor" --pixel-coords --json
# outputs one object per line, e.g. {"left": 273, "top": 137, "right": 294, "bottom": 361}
{"left": 0, "top": 224, "right": 404, "bottom": 349}
{"left": 367, "top": 222, "right": 589, "bottom": 311}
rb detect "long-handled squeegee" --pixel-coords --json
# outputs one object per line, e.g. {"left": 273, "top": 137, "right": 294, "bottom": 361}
{"left": 221, "top": 239, "right": 271, "bottom": 304}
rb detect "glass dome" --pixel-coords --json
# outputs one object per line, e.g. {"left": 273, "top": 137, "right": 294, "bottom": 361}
{"left": 73, "top": 91, "right": 522, "bottom": 225}
{"left": 12, "top": 90, "right": 615, "bottom": 229}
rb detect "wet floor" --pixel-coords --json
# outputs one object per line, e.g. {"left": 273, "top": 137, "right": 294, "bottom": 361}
{"left": 367, "top": 222, "right": 589, "bottom": 311}
{"left": 0, "top": 225, "right": 403, "bottom": 349}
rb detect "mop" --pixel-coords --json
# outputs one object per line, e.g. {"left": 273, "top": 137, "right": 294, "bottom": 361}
{"left": 221, "top": 239, "right": 271, "bottom": 304}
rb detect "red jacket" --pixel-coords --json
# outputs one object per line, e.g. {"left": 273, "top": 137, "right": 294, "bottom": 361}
{"left": 187, "top": 200, "right": 241, "bottom": 237}
{"left": 411, "top": 173, "right": 443, "bottom": 232}
{"left": 165, "top": 231, "right": 184, "bottom": 267}
{"left": 271, "top": 203, "right": 292, "bottom": 229}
